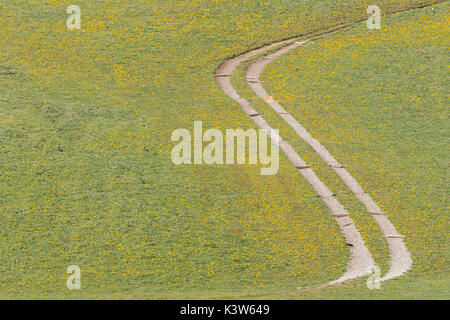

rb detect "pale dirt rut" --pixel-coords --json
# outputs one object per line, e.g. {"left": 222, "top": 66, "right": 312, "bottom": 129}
{"left": 245, "top": 35, "right": 412, "bottom": 281}
{"left": 214, "top": 39, "right": 375, "bottom": 285}
{"left": 211, "top": 1, "right": 448, "bottom": 289}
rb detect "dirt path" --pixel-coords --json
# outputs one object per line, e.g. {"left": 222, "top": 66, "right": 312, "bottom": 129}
{"left": 245, "top": 32, "right": 412, "bottom": 282}
{"left": 211, "top": 5, "right": 441, "bottom": 283}
{"left": 214, "top": 39, "right": 375, "bottom": 284}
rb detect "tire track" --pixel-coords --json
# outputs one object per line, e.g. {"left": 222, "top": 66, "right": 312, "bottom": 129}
{"left": 214, "top": 39, "right": 375, "bottom": 284}
{"left": 213, "top": 2, "right": 444, "bottom": 287}
{"left": 245, "top": 34, "right": 412, "bottom": 281}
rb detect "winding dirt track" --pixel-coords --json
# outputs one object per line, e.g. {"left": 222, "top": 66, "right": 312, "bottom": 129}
{"left": 245, "top": 36, "right": 412, "bottom": 281}
{"left": 214, "top": 14, "right": 423, "bottom": 284}
{"left": 214, "top": 38, "right": 375, "bottom": 284}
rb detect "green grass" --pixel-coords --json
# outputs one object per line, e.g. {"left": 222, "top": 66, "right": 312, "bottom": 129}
{"left": 258, "top": 2, "right": 449, "bottom": 298}
{"left": 0, "top": 0, "right": 447, "bottom": 298}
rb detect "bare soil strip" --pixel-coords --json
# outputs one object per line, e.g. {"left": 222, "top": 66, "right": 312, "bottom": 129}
{"left": 215, "top": 40, "right": 375, "bottom": 285}
{"left": 213, "top": 1, "right": 445, "bottom": 289}
{"left": 245, "top": 34, "right": 412, "bottom": 281}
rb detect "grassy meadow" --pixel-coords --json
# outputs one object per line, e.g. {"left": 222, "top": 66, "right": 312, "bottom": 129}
{"left": 256, "top": 2, "right": 448, "bottom": 298}
{"left": 0, "top": 0, "right": 447, "bottom": 298}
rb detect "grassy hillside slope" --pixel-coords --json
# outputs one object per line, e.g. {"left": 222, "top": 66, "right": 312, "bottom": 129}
{"left": 259, "top": 2, "right": 448, "bottom": 299}
{"left": 0, "top": 0, "right": 445, "bottom": 298}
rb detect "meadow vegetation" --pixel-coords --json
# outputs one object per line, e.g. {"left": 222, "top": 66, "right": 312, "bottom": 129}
{"left": 258, "top": 2, "right": 448, "bottom": 298}
{"left": 0, "top": 0, "right": 446, "bottom": 298}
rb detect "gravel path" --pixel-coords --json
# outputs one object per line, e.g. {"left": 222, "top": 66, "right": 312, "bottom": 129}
{"left": 212, "top": 13, "right": 425, "bottom": 284}
{"left": 214, "top": 38, "right": 375, "bottom": 285}
{"left": 245, "top": 32, "right": 412, "bottom": 282}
